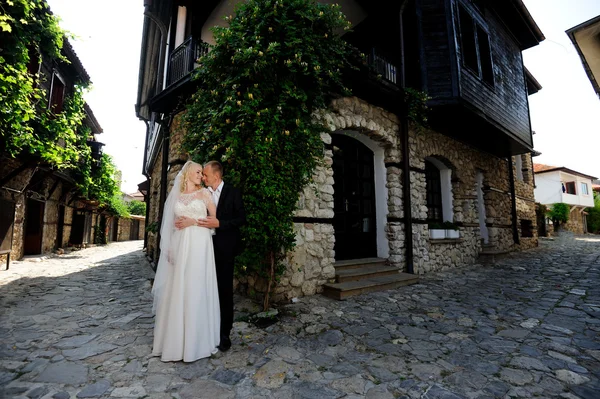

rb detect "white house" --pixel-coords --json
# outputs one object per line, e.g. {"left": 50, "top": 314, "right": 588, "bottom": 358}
{"left": 534, "top": 164, "right": 597, "bottom": 234}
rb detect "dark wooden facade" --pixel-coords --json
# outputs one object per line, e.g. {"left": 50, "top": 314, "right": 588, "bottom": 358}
{"left": 137, "top": 0, "right": 543, "bottom": 167}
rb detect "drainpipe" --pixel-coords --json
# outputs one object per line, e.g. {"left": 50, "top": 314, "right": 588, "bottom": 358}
{"left": 141, "top": 119, "right": 151, "bottom": 250}
{"left": 399, "top": 0, "right": 414, "bottom": 274}
{"left": 155, "top": 121, "right": 170, "bottom": 265}
{"left": 508, "top": 157, "right": 520, "bottom": 244}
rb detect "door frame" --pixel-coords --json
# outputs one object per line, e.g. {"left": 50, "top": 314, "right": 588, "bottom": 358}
{"left": 332, "top": 131, "right": 389, "bottom": 259}
{"left": 24, "top": 198, "right": 45, "bottom": 255}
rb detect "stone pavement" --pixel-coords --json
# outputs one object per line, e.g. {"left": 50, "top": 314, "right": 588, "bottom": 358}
{"left": 0, "top": 236, "right": 599, "bottom": 399}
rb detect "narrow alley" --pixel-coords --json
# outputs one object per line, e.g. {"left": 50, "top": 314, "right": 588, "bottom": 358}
{"left": 1, "top": 237, "right": 599, "bottom": 398}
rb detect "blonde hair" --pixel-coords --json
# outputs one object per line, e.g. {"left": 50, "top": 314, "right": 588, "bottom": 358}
{"left": 180, "top": 161, "right": 202, "bottom": 192}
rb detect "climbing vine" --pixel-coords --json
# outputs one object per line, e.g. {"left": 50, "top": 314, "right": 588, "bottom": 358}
{"left": 1, "top": 0, "right": 89, "bottom": 169}
{"left": 184, "top": 0, "right": 358, "bottom": 309}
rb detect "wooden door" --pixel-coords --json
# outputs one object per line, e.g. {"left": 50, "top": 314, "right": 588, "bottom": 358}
{"left": 24, "top": 199, "right": 45, "bottom": 255}
{"left": 332, "top": 135, "right": 377, "bottom": 260}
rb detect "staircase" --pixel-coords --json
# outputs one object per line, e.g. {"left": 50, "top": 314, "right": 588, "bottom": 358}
{"left": 322, "top": 258, "right": 419, "bottom": 300}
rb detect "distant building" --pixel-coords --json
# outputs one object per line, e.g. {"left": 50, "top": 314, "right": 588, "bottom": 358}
{"left": 567, "top": 15, "right": 600, "bottom": 99}
{"left": 534, "top": 164, "right": 597, "bottom": 234}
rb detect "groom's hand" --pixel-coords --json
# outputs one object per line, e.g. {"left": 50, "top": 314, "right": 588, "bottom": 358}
{"left": 174, "top": 216, "right": 195, "bottom": 229}
{"left": 199, "top": 216, "right": 220, "bottom": 229}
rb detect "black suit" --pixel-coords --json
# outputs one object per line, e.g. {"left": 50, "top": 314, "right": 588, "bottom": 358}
{"left": 212, "top": 182, "right": 245, "bottom": 339}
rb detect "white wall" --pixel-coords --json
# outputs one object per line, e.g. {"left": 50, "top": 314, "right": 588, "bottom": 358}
{"left": 559, "top": 171, "right": 595, "bottom": 207}
{"left": 534, "top": 170, "right": 595, "bottom": 207}
{"left": 534, "top": 171, "right": 562, "bottom": 205}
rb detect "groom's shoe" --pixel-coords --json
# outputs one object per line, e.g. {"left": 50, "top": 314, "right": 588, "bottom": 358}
{"left": 218, "top": 336, "right": 231, "bottom": 352}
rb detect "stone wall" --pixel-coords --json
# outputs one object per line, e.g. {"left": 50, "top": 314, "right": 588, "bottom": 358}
{"left": 0, "top": 157, "right": 91, "bottom": 260}
{"left": 145, "top": 113, "right": 188, "bottom": 263}
{"left": 564, "top": 208, "right": 586, "bottom": 234}
{"left": 146, "top": 139, "right": 164, "bottom": 261}
{"left": 117, "top": 218, "right": 131, "bottom": 242}
{"left": 143, "top": 95, "right": 539, "bottom": 301}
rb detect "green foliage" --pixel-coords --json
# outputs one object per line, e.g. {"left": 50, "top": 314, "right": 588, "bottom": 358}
{"left": 587, "top": 207, "right": 600, "bottom": 234}
{"left": 0, "top": 0, "right": 89, "bottom": 168}
{"left": 84, "top": 153, "right": 128, "bottom": 217}
{"left": 146, "top": 221, "right": 159, "bottom": 234}
{"left": 548, "top": 203, "right": 570, "bottom": 225}
{"left": 183, "top": 0, "right": 357, "bottom": 308}
{"left": 403, "top": 87, "right": 430, "bottom": 130}
{"left": 586, "top": 192, "right": 600, "bottom": 234}
{"left": 93, "top": 225, "right": 106, "bottom": 245}
{"left": 127, "top": 200, "right": 146, "bottom": 216}
{"left": 108, "top": 193, "right": 129, "bottom": 218}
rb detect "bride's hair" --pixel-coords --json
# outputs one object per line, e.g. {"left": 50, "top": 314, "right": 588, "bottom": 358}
{"left": 180, "top": 160, "right": 202, "bottom": 192}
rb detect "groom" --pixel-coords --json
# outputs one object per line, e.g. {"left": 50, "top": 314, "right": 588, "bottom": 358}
{"left": 199, "top": 161, "right": 246, "bottom": 351}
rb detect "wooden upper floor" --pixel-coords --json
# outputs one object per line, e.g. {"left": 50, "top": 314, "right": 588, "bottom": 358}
{"left": 136, "top": 0, "right": 544, "bottom": 159}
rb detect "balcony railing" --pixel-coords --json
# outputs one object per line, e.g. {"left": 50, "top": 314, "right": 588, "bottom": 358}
{"left": 368, "top": 49, "right": 397, "bottom": 85}
{"left": 167, "top": 37, "right": 209, "bottom": 87}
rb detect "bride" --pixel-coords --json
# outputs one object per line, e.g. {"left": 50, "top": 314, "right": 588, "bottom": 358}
{"left": 151, "top": 160, "right": 220, "bottom": 362}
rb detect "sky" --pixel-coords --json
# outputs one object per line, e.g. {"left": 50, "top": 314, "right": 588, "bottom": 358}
{"left": 522, "top": 0, "right": 600, "bottom": 178}
{"left": 45, "top": 0, "right": 600, "bottom": 193}
{"left": 46, "top": 0, "right": 147, "bottom": 194}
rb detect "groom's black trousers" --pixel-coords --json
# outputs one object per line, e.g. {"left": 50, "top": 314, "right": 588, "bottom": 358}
{"left": 214, "top": 250, "right": 234, "bottom": 338}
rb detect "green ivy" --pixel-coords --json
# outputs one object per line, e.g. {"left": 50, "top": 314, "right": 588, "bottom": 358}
{"left": 86, "top": 153, "right": 129, "bottom": 217}
{"left": 1, "top": 0, "right": 126, "bottom": 218}
{"left": 0, "top": 0, "right": 88, "bottom": 168}
{"left": 404, "top": 87, "right": 430, "bottom": 130}
{"left": 183, "top": 0, "right": 357, "bottom": 309}
{"left": 127, "top": 200, "right": 146, "bottom": 216}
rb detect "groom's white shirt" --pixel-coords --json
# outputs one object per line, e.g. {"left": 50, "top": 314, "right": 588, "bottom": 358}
{"left": 209, "top": 181, "right": 224, "bottom": 208}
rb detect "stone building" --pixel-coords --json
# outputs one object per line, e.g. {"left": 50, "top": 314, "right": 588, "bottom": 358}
{"left": 136, "top": 0, "right": 544, "bottom": 300}
{"left": 533, "top": 164, "right": 597, "bottom": 235}
{"left": 0, "top": 37, "right": 109, "bottom": 267}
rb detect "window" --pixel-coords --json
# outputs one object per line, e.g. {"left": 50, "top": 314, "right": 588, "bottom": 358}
{"left": 565, "top": 181, "right": 576, "bottom": 195}
{"left": 27, "top": 47, "right": 40, "bottom": 76}
{"left": 425, "top": 161, "right": 443, "bottom": 222}
{"left": 581, "top": 183, "right": 589, "bottom": 195}
{"left": 520, "top": 220, "right": 534, "bottom": 238}
{"left": 49, "top": 71, "right": 65, "bottom": 113}
{"left": 457, "top": 3, "right": 494, "bottom": 86}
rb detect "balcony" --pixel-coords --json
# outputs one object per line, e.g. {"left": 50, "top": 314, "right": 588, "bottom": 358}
{"left": 561, "top": 193, "right": 595, "bottom": 208}
{"left": 167, "top": 37, "right": 208, "bottom": 87}
{"left": 367, "top": 48, "right": 398, "bottom": 86}
{"left": 150, "top": 36, "right": 208, "bottom": 113}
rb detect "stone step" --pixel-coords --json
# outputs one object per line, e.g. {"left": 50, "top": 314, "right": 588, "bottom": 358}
{"left": 322, "top": 273, "right": 419, "bottom": 300}
{"left": 479, "top": 248, "right": 512, "bottom": 264}
{"left": 333, "top": 257, "right": 387, "bottom": 271}
{"left": 335, "top": 265, "right": 401, "bottom": 283}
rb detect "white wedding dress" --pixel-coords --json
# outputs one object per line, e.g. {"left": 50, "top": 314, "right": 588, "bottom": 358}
{"left": 152, "top": 190, "right": 220, "bottom": 362}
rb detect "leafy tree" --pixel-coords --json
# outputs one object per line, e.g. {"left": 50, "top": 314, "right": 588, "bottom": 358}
{"left": 184, "top": 0, "right": 358, "bottom": 309}
{"left": 587, "top": 192, "right": 600, "bottom": 234}
{"left": 548, "top": 203, "right": 569, "bottom": 229}
{"left": 127, "top": 200, "right": 146, "bottom": 216}
{"left": 88, "top": 153, "right": 128, "bottom": 217}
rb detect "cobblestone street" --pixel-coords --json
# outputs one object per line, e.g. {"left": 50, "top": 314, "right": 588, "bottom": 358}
{"left": 1, "top": 236, "right": 600, "bottom": 399}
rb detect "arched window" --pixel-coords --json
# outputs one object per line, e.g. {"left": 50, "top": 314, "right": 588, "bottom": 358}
{"left": 424, "top": 157, "right": 454, "bottom": 222}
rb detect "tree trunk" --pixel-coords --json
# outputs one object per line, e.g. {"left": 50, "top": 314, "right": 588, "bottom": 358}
{"left": 263, "top": 251, "right": 275, "bottom": 311}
